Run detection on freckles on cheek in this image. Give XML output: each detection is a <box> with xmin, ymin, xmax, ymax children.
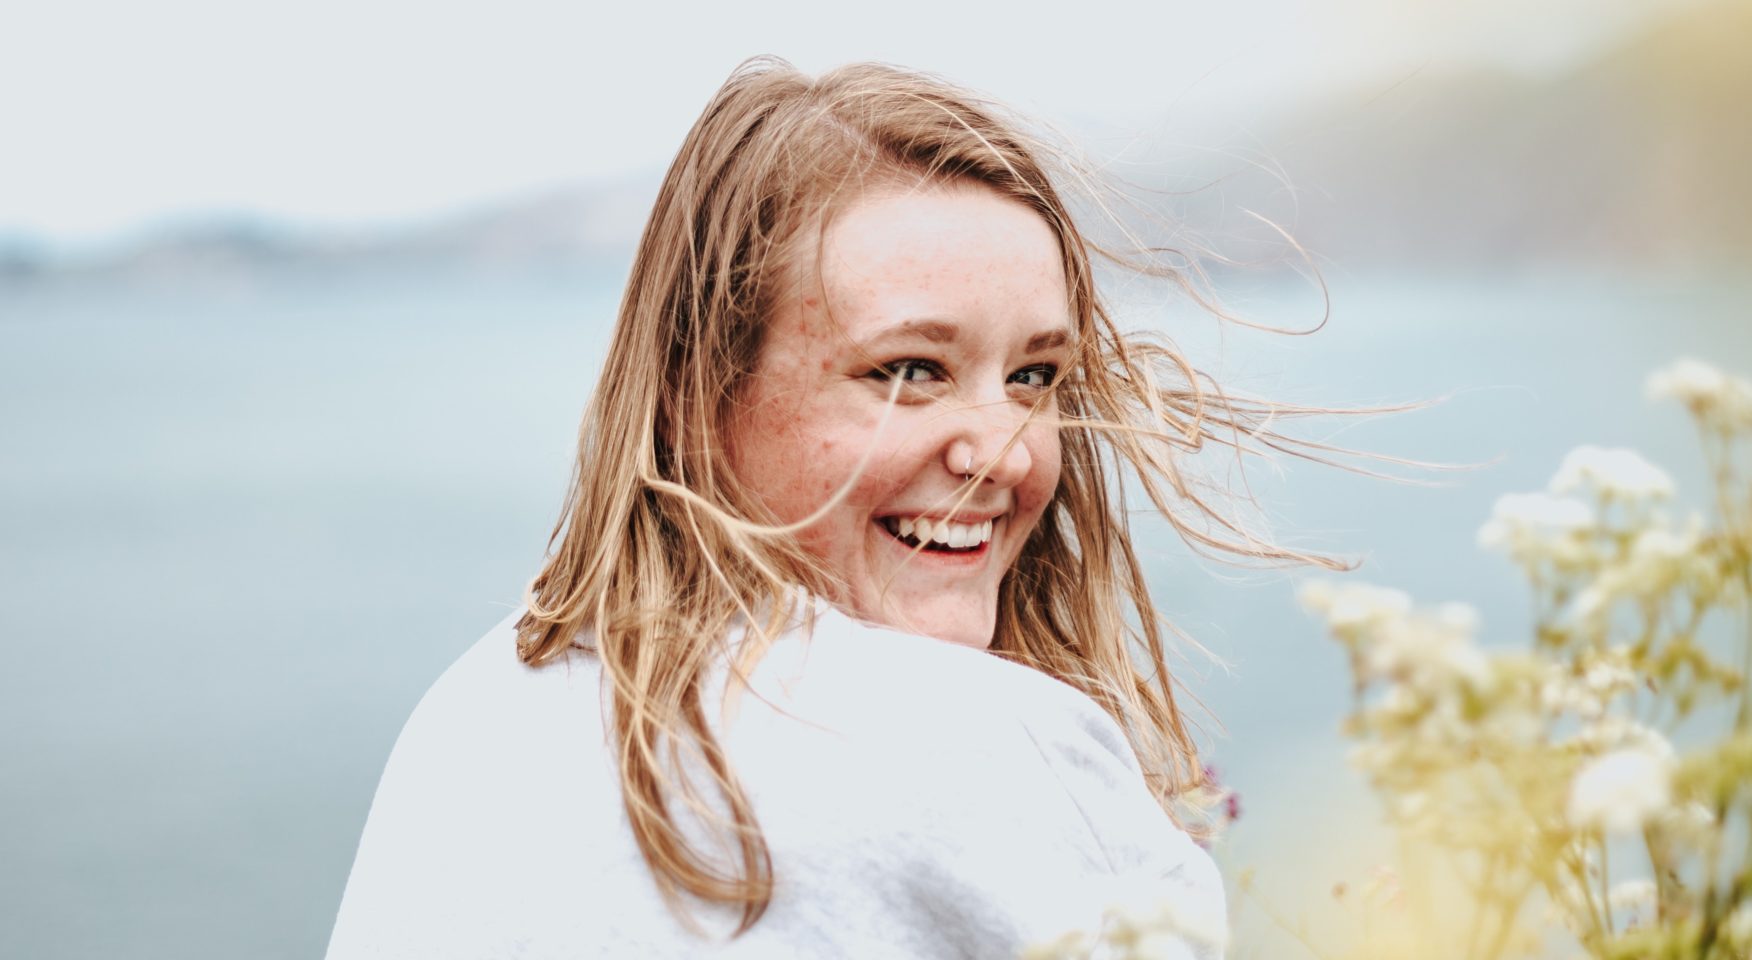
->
<box><xmin>750</xmin><ymin>386</ymin><xmax>807</xmax><ymax>440</ymax></box>
<box><xmin>815</xmin><ymin>438</ymin><xmax>845</xmax><ymax>499</ymax></box>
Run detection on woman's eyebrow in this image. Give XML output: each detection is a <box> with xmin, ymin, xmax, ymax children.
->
<box><xmin>859</xmin><ymin>318</ymin><xmax>961</xmax><ymax>346</ymax></box>
<box><xmin>1025</xmin><ymin>329</ymin><xmax>1073</xmax><ymax>353</ymax></box>
<box><xmin>856</xmin><ymin>319</ymin><xmax>1074</xmax><ymax>352</ymax></box>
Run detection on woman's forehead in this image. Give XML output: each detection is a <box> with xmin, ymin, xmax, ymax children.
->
<box><xmin>782</xmin><ymin>183</ymin><xmax>1073</xmax><ymax>349</ymax></box>
<box><xmin>822</xmin><ymin>183</ymin><xmax>1060</xmax><ymax>279</ymax></box>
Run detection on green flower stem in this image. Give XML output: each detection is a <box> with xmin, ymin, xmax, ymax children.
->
<box><xmin>1462</xmin><ymin>851</ymin><xmax>1498</xmax><ymax>960</ymax></box>
<box><xmin>1698</xmin><ymin>798</ymin><xmax>1732</xmax><ymax>957</ymax></box>
<box><xmin>1560</xmin><ymin>847</ymin><xmax>1608</xmax><ymax>949</ymax></box>
<box><xmin>1479</xmin><ymin>875</ymin><xmax>1536</xmax><ymax>960</ymax></box>
<box><xmin>1737</xmin><ymin>601</ymin><xmax>1751</xmax><ymax>732</ymax></box>
<box><xmin>1644</xmin><ymin>828</ymin><xmax>1673</xmax><ymax>925</ymax></box>
<box><xmin>1699</xmin><ymin>869</ymin><xmax>1748</xmax><ymax>959</ymax></box>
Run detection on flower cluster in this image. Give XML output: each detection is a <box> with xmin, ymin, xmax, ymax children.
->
<box><xmin>1647</xmin><ymin>358</ymin><xmax>1752</xmax><ymax>435</ymax></box>
<box><xmin>1022</xmin><ymin>879</ymin><xmax>1230</xmax><ymax>960</ymax></box>
<box><xmin>1284</xmin><ymin>358</ymin><xmax>1752</xmax><ymax>960</ymax></box>
<box><xmin>1027</xmin><ymin>358</ymin><xmax>1752</xmax><ymax>960</ymax></box>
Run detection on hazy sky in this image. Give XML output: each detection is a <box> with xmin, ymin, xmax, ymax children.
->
<box><xmin>3</xmin><ymin>0</ymin><xmax>1700</xmax><ymax>244</ymax></box>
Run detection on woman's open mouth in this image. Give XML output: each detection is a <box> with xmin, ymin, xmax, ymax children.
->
<box><xmin>877</xmin><ymin>516</ymin><xmax>994</xmax><ymax>553</ymax></box>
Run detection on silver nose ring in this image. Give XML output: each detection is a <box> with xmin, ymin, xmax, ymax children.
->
<box><xmin>965</xmin><ymin>454</ymin><xmax>974</xmax><ymax>478</ymax></box>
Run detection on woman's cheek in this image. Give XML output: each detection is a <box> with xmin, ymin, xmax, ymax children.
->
<box><xmin>1026</xmin><ymin>427</ymin><xmax>1063</xmax><ymax>502</ymax></box>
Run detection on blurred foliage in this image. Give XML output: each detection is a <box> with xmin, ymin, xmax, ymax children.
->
<box><xmin>1028</xmin><ymin>357</ymin><xmax>1752</xmax><ymax>959</ymax></box>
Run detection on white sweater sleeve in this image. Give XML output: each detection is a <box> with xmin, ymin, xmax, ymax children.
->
<box><xmin>739</xmin><ymin>612</ymin><xmax>1229</xmax><ymax>959</ymax></box>
<box><xmin>1014</xmin><ymin>685</ymin><xmax>1228</xmax><ymax>959</ymax></box>
<box><xmin>325</xmin><ymin>674</ymin><xmax>489</xmax><ymax>957</ymax></box>
<box><xmin>324</xmin><ymin>608</ymin><xmax>1228</xmax><ymax>960</ymax></box>
<box><xmin>325</xmin><ymin>620</ymin><xmax>575</xmax><ymax>959</ymax></box>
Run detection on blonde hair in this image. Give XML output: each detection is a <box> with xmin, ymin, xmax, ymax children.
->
<box><xmin>517</xmin><ymin>57</ymin><xmax>1350</xmax><ymax>935</ymax></box>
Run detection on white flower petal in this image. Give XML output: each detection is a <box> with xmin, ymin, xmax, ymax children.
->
<box><xmin>1567</xmin><ymin>747</ymin><xmax>1673</xmax><ymax>834</ymax></box>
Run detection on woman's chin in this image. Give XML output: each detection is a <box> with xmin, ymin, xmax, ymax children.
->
<box><xmin>852</xmin><ymin>595</ymin><xmax>997</xmax><ymax>649</ymax></box>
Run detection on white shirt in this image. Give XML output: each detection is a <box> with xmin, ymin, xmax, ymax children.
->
<box><xmin>326</xmin><ymin>602</ymin><xmax>1225</xmax><ymax>959</ymax></box>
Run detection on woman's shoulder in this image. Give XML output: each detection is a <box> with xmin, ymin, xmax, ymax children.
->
<box><xmin>754</xmin><ymin>605</ymin><xmax>1226</xmax><ymax>953</ymax></box>
<box><xmin>423</xmin><ymin>605</ymin><xmax>592</xmax><ymax>690</ymax></box>
<box><xmin>831</xmin><ymin>614</ymin><xmax>1227</xmax><ymax>949</ymax></box>
<box><xmin>779</xmin><ymin>605</ymin><xmax>1194</xmax><ymax>837</ymax></box>
<box><xmin>328</xmin><ymin>614</ymin><xmax>625</xmax><ymax>957</ymax></box>
<box><xmin>386</xmin><ymin>608</ymin><xmax>607</xmax><ymax>781</ymax></box>
<box><xmin>794</xmin><ymin>605</ymin><xmax>1138</xmax><ymax>753</ymax></box>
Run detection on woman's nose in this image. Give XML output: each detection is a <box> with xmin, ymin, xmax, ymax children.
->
<box><xmin>946</xmin><ymin>417</ymin><xmax>1035</xmax><ymax>488</ymax></box>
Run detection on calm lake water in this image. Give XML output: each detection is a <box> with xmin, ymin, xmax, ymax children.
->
<box><xmin>2</xmin><ymin>264</ymin><xmax>1747</xmax><ymax>958</ymax></box>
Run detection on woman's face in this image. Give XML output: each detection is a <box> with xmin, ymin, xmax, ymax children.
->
<box><xmin>727</xmin><ymin>181</ymin><xmax>1070</xmax><ymax>648</ymax></box>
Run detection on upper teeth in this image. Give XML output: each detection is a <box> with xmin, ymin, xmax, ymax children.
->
<box><xmin>896</xmin><ymin>517</ymin><xmax>993</xmax><ymax>547</ymax></box>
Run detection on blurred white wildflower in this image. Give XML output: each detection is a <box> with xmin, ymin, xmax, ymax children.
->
<box><xmin>1477</xmin><ymin>492</ymin><xmax>1597</xmax><ymax>568</ymax></box>
<box><xmin>1570</xmin><ymin>716</ymin><xmax>1676</xmax><ymax>758</ymax></box>
<box><xmin>1583</xmin><ymin>653</ymin><xmax>1636</xmax><ymax>698</ymax></box>
<box><xmin>1723</xmin><ymin>901</ymin><xmax>1752</xmax><ymax>950</ymax></box>
<box><xmin>1128</xmin><ymin>932</ymin><xmax>1195</xmax><ymax>960</ymax></box>
<box><xmin>1387</xmin><ymin>791</ymin><xmax>1433</xmax><ymax>832</ymax></box>
<box><xmin>1376</xmin><ymin>685</ymin><xmax>1420</xmax><ymax>718</ymax></box>
<box><xmin>1607</xmin><ymin>878</ymin><xmax>1658</xmax><ymax>925</ymax></box>
<box><xmin>1431</xmin><ymin>601</ymin><xmax>1481</xmax><ymax>636</ymax></box>
<box><xmin>1542</xmin><ymin>651</ymin><xmax>1638</xmax><ymax>720</ymax></box>
<box><xmin>1628</xmin><ymin>521</ymin><xmax>1713</xmax><ymax>600</ymax></box>
<box><xmin>1361</xmin><ymin>611</ymin><xmax>1490</xmax><ymax>692</ymax></box>
<box><xmin>1020</xmin><ymin>928</ymin><xmax>1092</xmax><ymax>960</ymax></box>
<box><xmin>1655</xmin><ymin>801</ymin><xmax>1718</xmax><ymax>846</ymax></box>
<box><xmin>1541</xmin><ymin>664</ymin><xmax>1606</xmax><ymax>719</ymax></box>
<box><xmin>1029</xmin><ymin>879</ymin><xmax>1230</xmax><ymax>960</ymax></box>
<box><xmin>1647</xmin><ymin>358</ymin><xmax>1752</xmax><ymax>432</ymax></box>
<box><xmin>1298</xmin><ymin>580</ymin><xmax>1412</xmax><ymax>634</ymax></box>
<box><xmin>1102</xmin><ymin>882</ymin><xmax>1228</xmax><ymax>958</ymax></box>
<box><xmin>1347</xmin><ymin>739</ymin><xmax>1402</xmax><ymax>775</ymax></box>
<box><xmin>1567</xmin><ymin>746</ymin><xmax>1674</xmax><ymax>834</ymax></box>
<box><xmin>1549</xmin><ymin>446</ymin><xmax>1674</xmax><ymax>502</ymax></box>
<box><xmin>1631</xmin><ymin>521</ymin><xmax>1700</xmax><ymax>564</ymax></box>
<box><xmin>1287</xmin><ymin>357</ymin><xmax>1752</xmax><ymax>960</ymax></box>
<box><xmin>1567</xmin><ymin>512</ymin><xmax>1711</xmax><ymax>624</ymax></box>
<box><xmin>1477</xmin><ymin>701</ymin><xmax>1543</xmax><ymax>746</ymax></box>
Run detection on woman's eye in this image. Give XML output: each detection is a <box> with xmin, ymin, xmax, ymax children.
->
<box><xmin>874</xmin><ymin>359</ymin><xmax>945</xmax><ymax>384</ymax></box>
<box><xmin>1009</xmin><ymin>364</ymin><xmax>1057</xmax><ymax>389</ymax></box>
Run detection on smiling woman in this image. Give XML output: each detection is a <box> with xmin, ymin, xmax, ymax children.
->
<box><xmin>324</xmin><ymin>57</ymin><xmax>1340</xmax><ymax>959</ymax></box>
<box><xmin>728</xmin><ymin>183</ymin><xmax>1068</xmax><ymax>647</ymax></box>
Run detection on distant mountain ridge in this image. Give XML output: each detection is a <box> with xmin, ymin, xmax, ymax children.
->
<box><xmin>4</xmin><ymin>1</ymin><xmax>1745</xmax><ymax>286</ymax></box>
<box><xmin>0</xmin><ymin>177</ymin><xmax>655</xmax><ymax>286</ymax></box>
<box><xmin>1195</xmin><ymin>0</ymin><xmax>1752</xmax><ymax>269</ymax></box>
